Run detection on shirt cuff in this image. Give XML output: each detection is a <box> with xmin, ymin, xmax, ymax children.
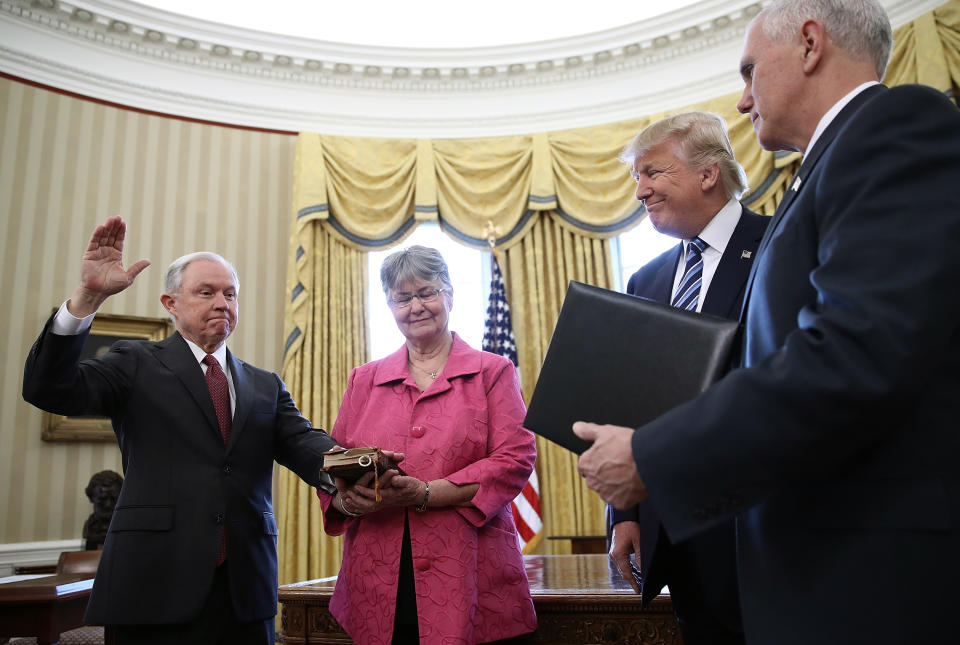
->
<box><xmin>51</xmin><ymin>300</ymin><xmax>95</xmax><ymax>336</ymax></box>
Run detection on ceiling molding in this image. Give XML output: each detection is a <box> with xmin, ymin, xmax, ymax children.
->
<box><xmin>0</xmin><ymin>0</ymin><xmax>944</xmax><ymax>137</ymax></box>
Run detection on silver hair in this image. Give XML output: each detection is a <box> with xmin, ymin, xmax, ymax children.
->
<box><xmin>380</xmin><ymin>245</ymin><xmax>453</xmax><ymax>294</ymax></box>
<box><xmin>163</xmin><ymin>252</ymin><xmax>239</xmax><ymax>295</ymax></box>
<box><xmin>619</xmin><ymin>111</ymin><xmax>749</xmax><ymax>200</ymax></box>
<box><xmin>760</xmin><ymin>0</ymin><xmax>892</xmax><ymax>80</ymax></box>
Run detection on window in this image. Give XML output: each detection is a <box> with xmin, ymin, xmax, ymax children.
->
<box><xmin>366</xmin><ymin>218</ymin><xmax>676</xmax><ymax>361</ymax></box>
<box><xmin>611</xmin><ymin>216</ymin><xmax>678</xmax><ymax>292</ymax></box>
<box><xmin>366</xmin><ymin>223</ymin><xmax>488</xmax><ymax>360</ymax></box>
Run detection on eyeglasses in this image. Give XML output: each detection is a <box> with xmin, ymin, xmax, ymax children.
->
<box><xmin>389</xmin><ymin>288</ymin><xmax>445</xmax><ymax>309</ymax></box>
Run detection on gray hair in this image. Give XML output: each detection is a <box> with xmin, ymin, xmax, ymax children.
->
<box><xmin>619</xmin><ymin>111</ymin><xmax>749</xmax><ymax>200</ymax></box>
<box><xmin>163</xmin><ymin>252</ymin><xmax>239</xmax><ymax>295</ymax></box>
<box><xmin>760</xmin><ymin>0</ymin><xmax>892</xmax><ymax>80</ymax></box>
<box><xmin>380</xmin><ymin>245</ymin><xmax>453</xmax><ymax>294</ymax></box>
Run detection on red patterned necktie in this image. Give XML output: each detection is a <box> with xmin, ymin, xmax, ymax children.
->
<box><xmin>203</xmin><ymin>354</ymin><xmax>231</xmax><ymax>565</ymax></box>
<box><xmin>203</xmin><ymin>354</ymin><xmax>231</xmax><ymax>444</ymax></box>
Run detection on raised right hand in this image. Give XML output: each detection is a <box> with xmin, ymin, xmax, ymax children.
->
<box><xmin>69</xmin><ymin>216</ymin><xmax>150</xmax><ymax>317</ymax></box>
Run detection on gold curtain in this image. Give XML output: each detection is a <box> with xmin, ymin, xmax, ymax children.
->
<box><xmin>278</xmin><ymin>1</ymin><xmax>960</xmax><ymax>577</ymax></box>
<box><xmin>886</xmin><ymin>2</ymin><xmax>959</xmax><ymax>96</ymax></box>
<box><xmin>502</xmin><ymin>214</ymin><xmax>615</xmax><ymax>548</ymax></box>
<box><xmin>931</xmin><ymin>1</ymin><xmax>960</xmax><ymax>96</ymax></box>
<box><xmin>276</xmin><ymin>136</ymin><xmax>370</xmax><ymax>585</ymax></box>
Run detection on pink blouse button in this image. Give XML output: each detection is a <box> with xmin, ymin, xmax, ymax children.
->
<box><xmin>411</xmin><ymin>426</ymin><xmax>425</xmax><ymax>438</ymax></box>
<box><xmin>414</xmin><ymin>558</ymin><xmax>430</xmax><ymax>571</ymax></box>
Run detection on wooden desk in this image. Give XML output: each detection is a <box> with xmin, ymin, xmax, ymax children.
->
<box><xmin>548</xmin><ymin>534</ymin><xmax>608</xmax><ymax>554</ymax></box>
<box><xmin>279</xmin><ymin>554</ymin><xmax>683</xmax><ymax>645</ymax></box>
<box><xmin>0</xmin><ymin>574</ymin><xmax>94</xmax><ymax>645</ymax></box>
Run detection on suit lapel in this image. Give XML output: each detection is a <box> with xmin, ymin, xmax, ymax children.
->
<box><xmin>643</xmin><ymin>244</ymin><xmax>682</xmax><ymax>303</ymax></box>
<box><xmin>226</xmin><ymin>350</ymin><xmax>249</xmax><ymax>451</ymax></box>
<box><xmin>703</xmin><ymin>209</ymin><xmax>764</xmax><ymax>319</ymax></box>
<box><xmin>153</xmin><ymin>332</ymin><xmax>222</xmax><ymax>441</ymax></box>
<box><xmin>741</xmin><ymin>85</ymin><xmax>887</xmax><ymax>319</ymax></box>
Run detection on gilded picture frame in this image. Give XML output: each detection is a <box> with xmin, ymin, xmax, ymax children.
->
<box><xmin>41</xmin><ymin>313</ymin><xmax>174</xmax><ymax>442</ymax></box>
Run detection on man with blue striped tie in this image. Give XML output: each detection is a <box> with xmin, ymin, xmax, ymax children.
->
<box><xmin>579</xmin><ymin>1</ymin><xmax>960</xmax><ymax>642</ymax></box>
<box><xmin>611</xmin><ymin>111</ymin><xmax>768</xmax><ymax>645</ymax></box>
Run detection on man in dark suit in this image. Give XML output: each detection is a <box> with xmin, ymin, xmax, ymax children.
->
<box><xmin>575</xmin><ymin>1</ymin><xmax>960</xmax><ymax>643</ymax></box>
<box><xmin>22</xmin><ymin>216</ymin><xmax>340</xmax><ymax>644</ymax></box>
<box><xmin>610</xmin><ymin>111</ymin><xmax>766</xmax><ymax>645</ymax></box>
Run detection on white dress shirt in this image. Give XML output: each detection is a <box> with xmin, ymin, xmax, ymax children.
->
<box><xmin>671</xmin><ymin>198</ymin><xmax>743</xmax><ymax>313</ymax></box>
<box><xmin>805</xmin><ymin>81</ymin><xmax>880</xmax><ymax>156</ymax></box>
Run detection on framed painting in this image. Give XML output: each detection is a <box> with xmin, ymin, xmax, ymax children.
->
<box><xmin>41</xmin><ymin>313</ymin><xmax>174</xmax><ymax>442</ymax></box>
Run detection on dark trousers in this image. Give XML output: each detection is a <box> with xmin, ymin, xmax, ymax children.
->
<box><xmin>111</xmin><ymin>563</ymin><xmax>273</xmax><ymax>645</ymax></box>
<box><xmin>391</xmin><ymin>513</ymin><xmax>419</xmax><ymax>645</ymax></box>
<box><xmin>665</xmin><ymin>523</ymin><xmax>745</xmax><ymax>645</ymax></box>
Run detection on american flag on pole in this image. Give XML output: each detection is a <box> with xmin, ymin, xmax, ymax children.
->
<box><xmin>482</xmin><ymin>253</ymin><xmax>543</xmax><ymax>553</ymax></box>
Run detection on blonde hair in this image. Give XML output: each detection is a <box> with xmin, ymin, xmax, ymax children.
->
<box><xmin>619</xmin><ymin>111</ymin><xmax>748</xmax><ymax>200</ymax></box>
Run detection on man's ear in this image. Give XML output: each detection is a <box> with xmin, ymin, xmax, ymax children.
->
<box><xmin>700</xmin><ymin>163</ymin><xmax>721</xmax><ymax>192</ymax></box>
<box><xmin>800</xmin><ymin>19</ymin><xmax>826</xmax><ymax>74</ymax></box>
<box><xmin>160</xmin><ymin>293</ymin><xmax>175</xmax><ymax>315</ymax></box>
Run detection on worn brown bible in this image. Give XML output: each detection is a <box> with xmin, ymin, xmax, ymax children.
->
<box><xmin>321</xmin><ymin>447</ymin><xmax>405</xmax><ymax>501</ymax></box>
<box><xmin>321</xmin><ymin>447</ymin><xmax>405</xmax><ymax>481</ymax></box>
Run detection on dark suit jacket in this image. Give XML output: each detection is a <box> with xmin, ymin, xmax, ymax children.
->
<box><xmin>23</xmin><ymin>319</ymin><xmax>338</xmax><ymax>625</ymax></box>
<box><xmin>613</xmin><ymin>208</ymin><xmax>767</xmax><ymax>607</ymax></box>
<box><xmin>632</xmin><ymin>85</ymin><xmax>960</xmax><ymax>644</ymax></box>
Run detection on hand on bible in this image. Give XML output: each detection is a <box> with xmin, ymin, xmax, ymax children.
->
<box><xmin>337</xmin><ymin>470</ymin><xmax>423</xmax><ymax>513</ymax></box>
<box><xmin>574</xmin><ymin>421</ymin><xmax>647</xmax><ymax>508</ymax></box>
<box><xmin>334</xmin><ymin>450</ymin><xmax>411</xmax><ymax>514</ymax></box>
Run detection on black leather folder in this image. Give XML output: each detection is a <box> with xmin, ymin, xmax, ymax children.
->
<box><xmin>524</xmin><ymin>280</ymin><xmax>741</xmax><ymax>454</ymax></box>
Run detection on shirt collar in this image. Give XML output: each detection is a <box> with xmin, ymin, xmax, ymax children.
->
<box><xmin>805</xmin><ymin>81</ymin><xmax>880</xmax><ymax>156</ymax></box>
<box><xmin>688</xmin><ymin>198</ymin><xmax>742</xmax><ymax>255</ymax></box>
<box><xmin>183</xmin><ymin>336</ymin><xmax>228</xmax><ymax>372</ymax></box>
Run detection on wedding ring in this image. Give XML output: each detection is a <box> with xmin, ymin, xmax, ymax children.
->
<box><xmin>358</xmin><ymin>455</ymin><xmax>372</xmax><ymax>467</ymax></box>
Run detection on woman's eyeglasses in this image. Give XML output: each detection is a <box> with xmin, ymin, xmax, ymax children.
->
<box><xmin>389</xmin><ymin>288</ymin><xmax>445</xmax><ymax>308</ymax></box>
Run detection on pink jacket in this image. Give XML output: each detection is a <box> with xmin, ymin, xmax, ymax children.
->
<box><xmin>318</xmin><ymin>333</ymin><xmax>538</xmax><ymax>644</ymax></box>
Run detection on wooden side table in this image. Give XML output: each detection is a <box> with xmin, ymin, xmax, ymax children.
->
<box><xmin>0</xmin><ymin>574</ymin><xmax>94</xmax><ymax>645</ymax></box>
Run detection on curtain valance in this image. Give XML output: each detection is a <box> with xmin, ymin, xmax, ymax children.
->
<box><xmin>279</xmin><ymin>1</ymin><xmax>960</xmax><ymax>585</ymax></box>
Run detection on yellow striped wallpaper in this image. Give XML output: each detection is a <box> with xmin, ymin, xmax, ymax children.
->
<box><xmin>0</xmin><ymin>77</ymin><xmax>297</xmax><ymax>543</ymax></box>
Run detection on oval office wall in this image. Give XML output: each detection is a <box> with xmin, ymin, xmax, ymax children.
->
<box><xmin>1</xmin><ymin>1</ymin><xmax>958</xmax><ymax>594</ymax></box>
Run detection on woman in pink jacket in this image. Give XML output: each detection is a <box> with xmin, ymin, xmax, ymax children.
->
<box><xmin>318</xmin><ymin>245</ymin><xmax>538</xmax><ymax>645</ymax></box>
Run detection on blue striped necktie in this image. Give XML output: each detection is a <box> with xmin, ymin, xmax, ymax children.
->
<box><xmin>672</xmin><ymin>237</ymin><xmax>707</xmax><ymax>311</ymax></box>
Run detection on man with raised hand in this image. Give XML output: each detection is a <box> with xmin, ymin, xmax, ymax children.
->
<box><xmin>24</xmin><ymin>216</ymin><xmax>338</xmax><ymax>645</ymax></box>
